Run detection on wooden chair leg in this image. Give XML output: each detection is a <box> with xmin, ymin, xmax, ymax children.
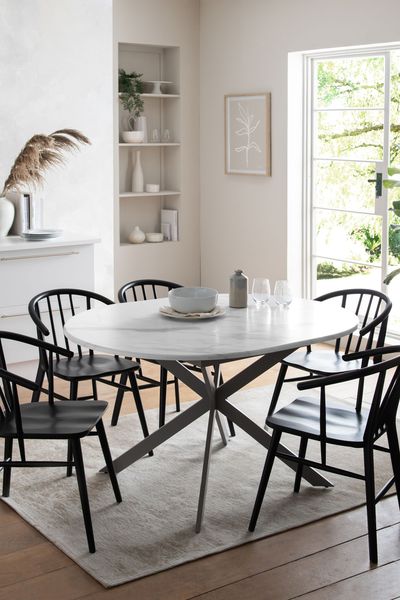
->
<box><xmin>111</xmin><ymin>372</ymin><xmax>129</xmax><ymax>427</ymax></box>
<box><xmin>267</xmin><ymin>363</ymin><xmax>288</xmax><ymax>421</ymax></box>
<box><xmin>71</xmin><ymin>438</ymin><xmax>95</xmax><ymax>553</ymax></box>
<box><xmin>387</xmin><ymin>425</ymin><xmax>400</xmax><ymax>511</ymax></box>
<box><xmin>293</xmin><ymin>436</ymin><xmax>308</xmax><ymax>493</ymax></box>
<box><xmin>67</xmin><ymin>380</ymin><xmax>79</xmax><ymax>477</ymax></box>
<box><xmin>174</xmin><ymin>377</ymin><xmax>181</xmax><ymax>413</ymax></box>
<box><xmin>91</xmin><ymin>379</ymin><xmax>98</xmax><ymax>401</ymax></box>
<box><xmin>2</xmin><ymin>438</ymin><xmax>13</xmax><ymax>497</ymax></box>
<box><xmin>363</xmin><ymin>446</ymin><xmax>378</xmax><ymax>563</ymax></box>
<box><xmin>96</xmin><ymin>419</ymin><xmax>122</xmax><ymax>503</ymax></box>
<box><xmin>159</xmin><ymin>367</ymin><xmax>167</xmax><ymax>428</ymax></box>
<box><xmin>249</xmin><ymin>430</ymin><xmax>282</xmax><ymax>532</ymax></box>
<box><xmin>128</xmin><ymin>373</ymin><xmax>153</xmax><ymax>457</ymax></box>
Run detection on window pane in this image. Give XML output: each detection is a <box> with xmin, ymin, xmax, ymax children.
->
<box><xmin>314</xmin><ymin>209</ymin><xmax>382</xmax><ymax>264</ymax></box>
<box><xmin>390</xmin><ymin>50</ymin><xmax>400</xmax><ymax>164</ymax></box>
<box><xmin>315</xmin><ymin>110</ymin><xmax>384</xmax><ymax>160</ymax></box>
<box><xmin>315</xmin><ymin>258</ymin><xmax>380</xmax><ymax>298</ymax></box>
<box><xmin>315</xmin><ymin>56</ymin><xmax>385</xmax><ymax>109</ymax></box>
<box><xmin>313</xmin><ymin>160</ymin><xmax>376</xmax><ymax>212</ymax></box>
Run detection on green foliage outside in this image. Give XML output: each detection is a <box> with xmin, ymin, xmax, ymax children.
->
<box><xmin>314</xmin><ymin>53</ymin><xmax>400</xmax><ymax>281</ymax></box>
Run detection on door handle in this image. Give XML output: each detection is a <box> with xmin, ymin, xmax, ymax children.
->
<box><xmin>368</xmin><ymin>172</ymin><xmax>383</xmax><ymax>198</ymax></box>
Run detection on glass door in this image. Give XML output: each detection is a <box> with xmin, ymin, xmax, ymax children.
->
<box><xmin>308</xmin><ymin>49</ymin><xmax>400</xmax><ymax>335</ymax></box>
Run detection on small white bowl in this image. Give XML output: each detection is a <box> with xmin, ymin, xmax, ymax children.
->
<box><xmin>145</xmin><ymin>232</ymin><xmax>163</xmax><ymax>243</ymax></box>
<box><xmin>145</xmin><ymin>183</ymin><xmax>160</xmax><ymax>193</ymax></box>
<box><xmin>121</xmin><ymin>131</ymin><xmax>145</xmax><ymax>143</ymax></box>
<box><xmin>168</xmin><ymin>287</ymin><xmax>218</xmax><ymax>313</ymax></box>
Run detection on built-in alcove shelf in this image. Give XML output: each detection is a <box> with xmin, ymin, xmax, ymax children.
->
<box><xmin>117</xmin><ymin>42</ymin><xmax>181</xmax><ymax>246</ymax></box>
<box><xmin>119</xmin><ymin>191</ymin><xmax>180</xmax><ymax>198</ymax></box>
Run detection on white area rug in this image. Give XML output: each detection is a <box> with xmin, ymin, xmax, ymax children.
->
<box><xmin>1</xmin><ymin>385</ymin><xmax>395</xmax><ymax>587</ymax></box>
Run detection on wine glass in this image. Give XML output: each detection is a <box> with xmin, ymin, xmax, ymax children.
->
<box><xmin>251</xmin><ymin>278</ymin><xmax>270</xmax><ymax>306</ymax></box>
<box><xmin>274</xmin><ymin>280</ymin><xmax>293</xmax><ymax>307</ymax></box>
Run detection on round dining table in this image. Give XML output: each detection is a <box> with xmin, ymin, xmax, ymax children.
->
<box><xmin>64</xmin><ymin>294</ymin><xmax>358</xmax><ymax>531</ymax></box>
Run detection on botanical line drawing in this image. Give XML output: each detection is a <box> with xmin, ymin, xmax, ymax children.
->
<box><xmin>234</xmin><ymin>102</ymin><xmax>261</xmax><ymax>166</ymax></box>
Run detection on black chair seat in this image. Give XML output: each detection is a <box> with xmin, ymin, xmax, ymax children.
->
<box><xmin>0</xmin><ymin>400</ymin><xmax>108</xmax><ymax>439</ymax></box>
<box><xmin>267</xmin><ymin>396</ymin><xmax>369</xmax><ymax>446</ymax></box>
<box><xmin>284</xmin><ymin>350</ymin><xmax>362</xmax><ymax>375</ymax></box>
<box><xmin>53</xmin><ymin>355</ymin><xmax>139</xmax><ymax>381</ymax></box>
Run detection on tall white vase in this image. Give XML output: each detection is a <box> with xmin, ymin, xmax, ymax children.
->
<box><xmin>132</xmin><ymin>150</ymin><xmax>144</xmax><ymax>193</ymax></box>
<box><xmin>0</xmin><ymin>196</ymin><xmax>15</xmax><ymax>237</ymax></box>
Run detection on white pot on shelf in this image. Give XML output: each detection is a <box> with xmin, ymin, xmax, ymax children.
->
<box><xmin>128</xmin><ymin>226</ymin><xmax>145</xmax><ymax>244</ymax></box>
<box><xmin>0</xmin><ymin>196</ymin><xmax>15</xmax><ymax>237</ymax></box>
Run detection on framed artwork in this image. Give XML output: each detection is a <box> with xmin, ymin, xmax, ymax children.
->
<box><xmin>225</xmin><ymin>93</ymin><xmax>271</xmax><ymax>176</ymax></box>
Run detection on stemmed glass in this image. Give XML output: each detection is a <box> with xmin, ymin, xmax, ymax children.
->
<box><xmin>251</xmin><ymin>278</ymin><xmax>270</xmax><ymax>306</ymax></box>
<box><xmin>274</xmin><ymin>280</ymin><xmax>293</xmax><ymax>307</ymax></box>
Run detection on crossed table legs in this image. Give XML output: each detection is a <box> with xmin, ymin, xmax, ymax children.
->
<box><xmin>101</xmin><ymin>350</ymin><xmax>333</xmax><ymax>531</ymax></box>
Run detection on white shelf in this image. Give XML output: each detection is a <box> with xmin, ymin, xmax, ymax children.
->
<box><xmin>119</xmin><ymin>190</ymin><xmax>180</xmax><ymax>198</ymax></box>
<box><xmin>120</xmin><ymin>240</ymin><xmax>179</xmax><ymax>247</ymax></box>
<box><xmin>119</xmin><ymin>142</ymin><xmax>180</xmax><ymax>147</ymax></box>
<box><xmin>118</xmin><ymin>92</ymin><xmax>180</xmax><ymax>98</ymax></box>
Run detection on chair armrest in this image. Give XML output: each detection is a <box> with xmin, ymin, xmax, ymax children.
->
<box><xmin>0</xmin><ymin>368</ymin><xmax>39</xmax><ymax>392</ymax></box>
<box><xmin>343</xmin><ymin>345</ymin><xmax>400</xmax><ymax>362</ymax></box>
<box><xmin>297</xmin><ymin>353</ymin><xmax>400</xmax><ymax>391</ymax></box>
<box><xmin>0</xmin><ymin>331</ymin><xmax>73</xmax><ymax>359</ymax></box>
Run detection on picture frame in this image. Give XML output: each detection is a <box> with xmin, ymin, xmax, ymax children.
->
<box><xmin>225</xmin><ymin>92</ymin><xmax>271</xmax><ymax>176</ymax></box>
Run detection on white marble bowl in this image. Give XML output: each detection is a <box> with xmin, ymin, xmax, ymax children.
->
<box><xmin>145</xmin><ymin>232</ymin><xmax>163</xmax><ymax>243</ymax></box>
<box><xmin>121</xmin><ymin>131</ymin><xmax>145</xmax><ymax>143</ymax></box>
<box><xmin>168</xmin><ymin>287</ymin><xmax>218</xmax><ymax>313</ymax></box>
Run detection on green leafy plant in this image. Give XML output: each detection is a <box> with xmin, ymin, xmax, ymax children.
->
<box><xmin>351</xmin><ymin>225</ymin><xmax>381</xmax><ymax>263</ymax></box>
<box><xmin>383</xmin><ymin>166</ymin><xmax>400</xmax><ymax>190</ymax></box>
<box><xmin>118</xmin><ymin>69</ymin><xmax>144</xmax><ymax>120</ymax></box>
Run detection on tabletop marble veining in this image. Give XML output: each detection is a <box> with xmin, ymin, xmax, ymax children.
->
<box><xmin>64</xmin><ymin>295</ymin><xmax>359</xmax><ymax>362</ymax></box>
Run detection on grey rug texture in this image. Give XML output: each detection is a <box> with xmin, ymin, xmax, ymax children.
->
<box><xmin>1</xmin><ymin>384</ymin><xmax>395</xmax><ymax>587</ymax></box>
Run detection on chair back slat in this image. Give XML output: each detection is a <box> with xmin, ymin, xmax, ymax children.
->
<box><xmin>28</xmin><ymin>289</ymin><xmax>114</xmax><ymax>360</ymax></box>
<box><xmin>315</xmin><ymin>289</ymin><xmax>392</xmax><ymax>357</ymax></box>
<box><xmin>118</xmin><ymin>279</ymin><xmax>183</xmax><ymax>304</ymax></box>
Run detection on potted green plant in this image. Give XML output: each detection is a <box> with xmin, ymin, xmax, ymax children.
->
<box><xmin>118</xmin><ymin>69</ymin><xmax>146</xmax><ymax>140</ymax></box>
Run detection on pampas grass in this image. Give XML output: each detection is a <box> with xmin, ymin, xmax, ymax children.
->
<box><xmin>1</xmin><ymin>129</ymin><xmax>90</xmax><ymax>196</ymax></box>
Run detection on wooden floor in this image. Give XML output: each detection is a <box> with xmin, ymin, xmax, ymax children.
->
<box><xmin>1</xmin><ymin>357</ymin><xmax>400</xmax><ymax>600</ymax></box>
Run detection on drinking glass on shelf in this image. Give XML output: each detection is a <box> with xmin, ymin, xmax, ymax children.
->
<box><xmin>274</xmin><ymin>280</ymin><xmax>293</xmax><ymax>307</ymax></box>
<box><xmin>151</xmin><ymin>128</ymin><xmax>160</xmax><ymax>143</ymax></box>
<box><xmin>162</xmin><ymin>128</ymin><xmax>171</xmax><ymax>143</ymax></box>
<box><xmin>251</xmin><ymin>278</ymin><xmax>270</xmax><ymax>306</ymax></box>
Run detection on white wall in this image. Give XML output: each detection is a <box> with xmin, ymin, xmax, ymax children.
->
<box><xmin>200</xmin><ymin>0</ymin><xmax>400</xmax><ymax>293</ymax></box>
<box><xmin>0</xmin><ymin>0</ymin><xmax>114</xmax><ymax>296</ymax></box>
<box><xmin>114</xmin><ymin>0</ymin><xmax>200</xmax><ymax>291</ymax></box>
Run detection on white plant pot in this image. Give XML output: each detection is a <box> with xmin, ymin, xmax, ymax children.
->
<box><xmin>0</xmin><ymin>196</ymin><xmax>15</xmax><ymax>237</ymax></box>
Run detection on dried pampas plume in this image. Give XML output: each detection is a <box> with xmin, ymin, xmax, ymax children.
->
<box><xmin>1</xmin><ymin>129</ymin><xmax>90</xmax><ymax>196</ymax></box>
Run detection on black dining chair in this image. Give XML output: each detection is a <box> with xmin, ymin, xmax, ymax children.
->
<box><xmin>117</xmin><ymin>279</ymin><xmax>236</xmax><ymax>437</ymax></box>
<box><xmin>115</xmin><ymin>279</ymin><xmax>182</xmax><ymax>428</ymax></box>
<box><xmin>249</xmin><ymin>345</ymin><xmax>400</xmax><ymax>563</ymax></box>
<box><xmin>0</xmin><ymin>331</ymin><xmax>121</xmax><ymax>553</ymax></box>
<box><xmin>28</xmin><ymin>288</ymin><xmax>153</xmax><ymax>475</ymax></box>
<box><xmin>266</xmin><ymin>289</ymin><xmax>392</xmax><ymax>422</ymax></box>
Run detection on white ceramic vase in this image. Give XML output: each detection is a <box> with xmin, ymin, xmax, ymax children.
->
<box><xmin>128</xmin><ymin>225</ymin><xmax>145</xmax><ymax>244</ymax></box>
<box><xmin>0</xmin><ymin>196</ymin><xmax>15</xmax><ymax>237</ymax></box>
<box><xmin>132</xmin><ymin>150</ymin><xmax>144</xmax><ymax>193</ymax></box>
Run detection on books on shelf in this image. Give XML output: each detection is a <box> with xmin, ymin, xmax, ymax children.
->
<box><xmin>5</xmin><ymin>191</ymin><xmax>43</xmax><ymax>235</ymax></box>
<box><xmin>161</xmin><ymin>209</ymin><xmax>178</xmax><ymax>241</ymax></box>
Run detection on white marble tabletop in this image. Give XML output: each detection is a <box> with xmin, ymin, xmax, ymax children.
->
<box><xmin>64</xmin><ymin>295</ymin><xmax>359</xmax><ymax>362</ymax></box>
